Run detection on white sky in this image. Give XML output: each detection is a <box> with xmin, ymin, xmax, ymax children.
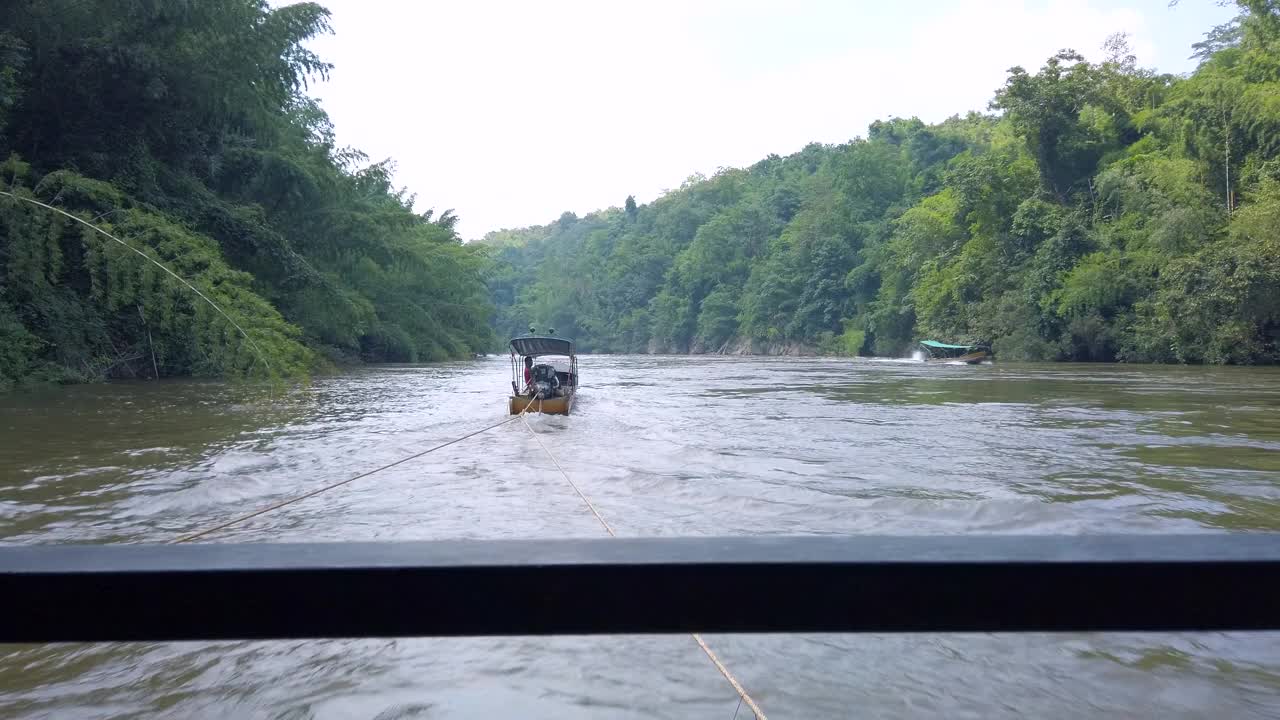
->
<box><xmin>297</xmin><ymin>0</ymin><xmax>1237</xmax><ymax>238</ymax></box>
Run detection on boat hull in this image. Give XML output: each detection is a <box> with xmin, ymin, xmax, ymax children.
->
<box><xmin>509</xmin><ymin>392</ymin><xmax>574</xmax><ymax>416</ymax></box>
<box><xmin>927</xmin><ymin>350</ymin><xmax>990</xmax><ymax>364</ymax></box>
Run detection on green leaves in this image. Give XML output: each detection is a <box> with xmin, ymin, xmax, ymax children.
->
<box><xmin>0</xmin><ymin>1</ymin><xmax>494</xmax><ymax>387</ymax></box>
<box><xmin>0</xmin><ymin>170</ymin><xmax>317</xmax><ymax>381</ymax></box>
<box><xmin>992</xmin><ymin>50</ymin><xmax>1120</xmax><ymax>201</ymax></box>
<box><xmin>483</xmin><ymin>4</ymin><xmax>1280</xmax><ymax>366</ymax></box>
<box><xmin>694</xmin><ymin>286</ymin><xmax>739</xmax><ymax>352</ymax></box>
<box><xmin>0</xmin><ymin>299</ymin><xmax>39</xmax><ymax>389</ymax></box>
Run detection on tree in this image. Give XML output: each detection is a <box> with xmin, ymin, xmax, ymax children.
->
<box><xmin>991</xmin><ymin>50</ymin><xmax>1109</xmax><ymax>200</ymax></box>
<box><xmin>1192</xmin><ymin>16</ymin><xmax>1245</xmax><ymax>64</ymax></box>
<box><xmin>0</xmin><ymin>0</ymin><xmax>495</xmax><ymax>386</ymax></box>
<box><xmin>485</xmin><ymin>4</ymin><xmax>1280</xmax><ymax>366</ymax></box>
<box><xmin>1165</xmin><ymin>56</ymin><xmax>1248</xmax><ymax>215</ymax></box>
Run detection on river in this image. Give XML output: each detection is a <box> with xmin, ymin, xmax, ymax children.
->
<box><xmin>1</xmin><ymin>356</ymin><xmax>1278</xmax><ymax>718</ymax></box>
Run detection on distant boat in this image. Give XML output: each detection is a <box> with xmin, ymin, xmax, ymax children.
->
<box><xmin>919</xmin><ymin>340</ymin><xmax>992</xmax><ymax>364</ymax></box>
<box><xmin>508</xmin><ymin>334</ymin><xmax>578</xmax><ymax>415</ymax></box>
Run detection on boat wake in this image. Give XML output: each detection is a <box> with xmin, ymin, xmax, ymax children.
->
<box><xmin>860</xmin><ymin>356</ymin><xmax>923</xmax><ymax>364</ymax></box>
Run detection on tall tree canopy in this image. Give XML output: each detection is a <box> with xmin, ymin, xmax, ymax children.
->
<box><xmin>487</xmin><ymin>2</ymin><xmax>1280</xmax><ymax>365</ymax></box>
<box><xmin>0</xmin><ymin>0</ymin><xmax>493</xmax><ymax>388</ymax></box>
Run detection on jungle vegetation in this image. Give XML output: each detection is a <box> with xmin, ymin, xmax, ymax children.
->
<box><xmin>488</xmin><ymin>1</ymin><xmax>1280</xmax><ymax>364</ymax></box>
<box><xmin>0</xmin><ymin>1</ymin><xmax>493</xmax><ymax>389</ymax></box>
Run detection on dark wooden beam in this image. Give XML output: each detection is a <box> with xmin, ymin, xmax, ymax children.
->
<box><xmin>1</xmin><ymin>535</ymin><xmax>1277</xmax><ymax>642</ymax></box>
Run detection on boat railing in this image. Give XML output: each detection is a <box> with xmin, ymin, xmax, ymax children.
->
<box><xmin>1</xmin><ymin>535</ymin><xmax>1277</xmax><ymax>642</ymax></box>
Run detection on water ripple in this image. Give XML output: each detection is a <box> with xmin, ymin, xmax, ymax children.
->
<box><xmin>1</xmin><ymin>357</ymin><xmax>1278</xmax><ymax>717</ymax></box>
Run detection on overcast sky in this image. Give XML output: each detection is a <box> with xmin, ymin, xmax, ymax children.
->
<box><xmin>297</xmin><ymin>0</ymin><xmax>1236</xmax><ymax>239</ymax></box>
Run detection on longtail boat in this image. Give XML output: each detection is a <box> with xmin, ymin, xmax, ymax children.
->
<box><xmin>508</xmin><ymin>333</ymin><xmax>578</xmax><ymax>415</ymax></box>
<box><xmin>919</xmin><ymin>340</ymin><xmax>992</xmax><ymax>364</ymax></box>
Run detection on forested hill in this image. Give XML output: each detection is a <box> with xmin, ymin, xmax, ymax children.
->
<box><xmin>0</xmin><ymin>1</ymin><xmax>493</xmax><ymax>389</ymax></box>
<box><xmin>486</xmin><ymin>2</ymin><xmax>1280</xmax><ymax>364</ymax></box>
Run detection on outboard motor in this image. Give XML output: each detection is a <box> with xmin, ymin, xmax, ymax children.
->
<box><xmin>530</xmin><ymin>363</ymin><xmax>560</xmax><ymax>398</ymax></box>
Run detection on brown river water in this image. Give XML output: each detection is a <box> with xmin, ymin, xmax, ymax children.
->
<box><xmin>1</xmin><ymin>356</ymin><xmax>1279</xmax><ymax>718</ymax></box>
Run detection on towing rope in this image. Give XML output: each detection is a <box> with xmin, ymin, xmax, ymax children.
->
<box><xmin>12</xmin><ymin>173</ymin><xmax>768</xmax><ymax>714</ymax></box>
<box><xmin>173</xmin><ymin>399</ymin><xmax>536</xmax><ymax>543</ymax></box>
<box><xmin>0</xmin><ymin>191</ymin><xmax>274</xmax><ymax>378</ymax></box>
<box><xmin>518</xmin><ymin>407</ymin><xmax>615</xmax><ymax>536</ymax></box>
<box><xmin>172</xmin><ymin>388</ymin><xmax>768</xmax><ymax>718</ymax></box>
<box><xmin>517</xmin><ymin>409</ymin><xmax>768</xmax><ymax>719</ymax></box>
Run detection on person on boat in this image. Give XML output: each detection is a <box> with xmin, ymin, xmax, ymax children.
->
<box><xmin>523</xmin><ymin>355</ymin><xmax>534</xmax><ymax>393</ymax></box>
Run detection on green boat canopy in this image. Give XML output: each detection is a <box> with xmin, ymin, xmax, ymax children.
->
<box><xmin>510</xmin><ymin>336</ymin><xmax>574</xmax><ymax>357</ymax></box>
<box><xmin>919</xmin><ymin>340</ymin><xmax>979</xmax><ymax>350</ymax></box>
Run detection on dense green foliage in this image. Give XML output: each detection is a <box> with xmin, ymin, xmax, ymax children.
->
<box><xmin>0</xmin><ymin>1</ymin><xmax>492</xmax><ymax>389</ymax></box>
<box><xmin>489</xmin><ymin>2</ymin><xmax>1280</xmax><ymax>363</ymax></box>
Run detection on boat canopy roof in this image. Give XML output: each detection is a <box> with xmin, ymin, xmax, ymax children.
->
<box><xmin>510</xmin><ymin>336</ymin><xmax>574</xmax><ymax>357</ymax></box>
<box><xmin>920</xmin><ymin>340</ymin><xmax>980</xmax><ymax>350</ymax></box>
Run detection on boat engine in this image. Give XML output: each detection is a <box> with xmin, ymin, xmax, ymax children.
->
<box><xmin>530</xmin><ymin>363</ymin><xmax>561</xmax><ymax>398</ymax></box>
